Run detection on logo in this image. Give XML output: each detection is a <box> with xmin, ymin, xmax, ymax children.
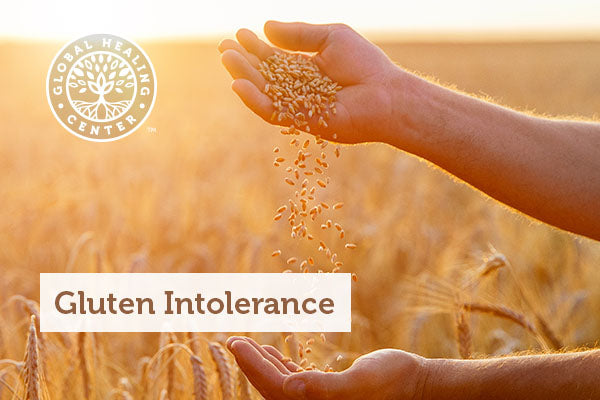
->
<box><xmin>47</xmin><ymin>34</ymin><xmax>157</xmax><ymax>142</ymax></box>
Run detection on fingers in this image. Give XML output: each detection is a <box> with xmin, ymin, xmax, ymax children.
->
<box><xmin>264</xmin><ymin>21</ymin><xmax>339</xmax><ymax>52</ymax></box>
<box><xmin>227</xmin><ymin>336</ymin><xmax>292</xmax><ymax>375</ymax></box>
<box><xmin>231</xmin><ymin>79</ymin><xmax>274</xmax><ymax>122</ymax></box>
<box><xmin>229</xmin><ymin>339</ymin><xmax>286</xmax><ymax>397</ymax></box>
<box><xmin>226</xmin><ymin>335</ymin><xmax>247</xmax><ymax>348</ymax></box>
<box><xmin>236</xmin><ymin>28</ymin><xmax>276</xmax><ymax>60</ymax></box>
<box><xmin>221</xmin><ymin>49</ymin><xmax>267</xmax><ymax>90</ymax></box>
<box><xmin>283</xmin><ymin>370</ymin><xmax>354</xmax><ymax>400</ymax></box>
<box><xmin>242</xmin><ymin>338</ymin><xmax>293</xmax><ymax>375</ymax></box>
<box><xmin>217</xmin><ymin>38</ymin><xmax>261</xmax><ymax>68</ymax></box>
<box><xmin>262</xmin><ymin>345</ymin><xmax>302</xmax><ymax>373</ymax></box>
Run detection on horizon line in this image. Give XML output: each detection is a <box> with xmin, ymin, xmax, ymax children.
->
<box><xmin>1</xmin><ymin>28</ymin><xmax>599</xmax><ymax>44</ymax></box>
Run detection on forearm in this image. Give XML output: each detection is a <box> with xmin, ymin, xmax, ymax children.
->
<box><xmin>423</xmin><ymin>350</ymin><xmax>600</xmax><ymax>400</ymax></box>
<box><xmin>385</xmin><ymin>70</ymin><xmax>600</xmax><ymax>240</ymax></box>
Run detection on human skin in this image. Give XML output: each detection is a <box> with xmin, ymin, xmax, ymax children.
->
<box><xmin>226</xmin><ymin>336</ymin><xmax>600</xmax><ymax>400</ymax></box>
<box><xmin>218</xmin><ymin>21</ymin><xmax>600</xmax><ymax>241</ymax></box>
<box><xmin>218</xmin><ymin>21</ymin><xmax>600</xmax><ymax>400</ymax></box>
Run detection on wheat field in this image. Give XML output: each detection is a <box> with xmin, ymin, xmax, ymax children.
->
<box><xmin>0</xmin><ymin>39</ymin><xmax>599</xmax><ymax>399</ymax></box>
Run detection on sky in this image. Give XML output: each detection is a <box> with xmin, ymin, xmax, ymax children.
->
<box><xmin>2</xmin><ymin>0</ymin><xmax>600</xmax><ymax>40</ymax></box>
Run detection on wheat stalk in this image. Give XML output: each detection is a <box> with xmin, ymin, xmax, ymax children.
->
<box><xmin>23</xmin><ymin>315</ymin><xmax>41</xmax><ymax>400</ymax></box>
<box><xmin>166</xmin><ymin>333</ymin><xmax>176</xmax><ymax>400</ymax></box>
<box><xmin>186</xmin><ymin>332</ymin><xmax>201</xmax><ymax>355</ymax></box>
<box><xmin>138</xmin><ymin>356</ymin><xmax>151</xmax><ymax>400</ymax></box>
<box><xmin>208</xmin><ymin>342</ymin><xmax>232</xmax><ymax>400</ymax></box>
<box><xmin>534</xmin><ymin>313</ymin><xmax>563</xmax><ymax>350</ymax></box>
<box><xmin>462</xmin><ymin>302</ymin><xmax>536</xmax><ymax>334</ymax></box>
<box><xmin>190</xmin><ymin>355</ymin><xmax>208</xmax><ymax>400</ymax></box>
<box><xmin>455</xmin><ymin>307</ymin><xmax>472</xmax><ymax>359</ymax></box>
<box><xmin>78</xmin><ymin>332</ymin><xmax>92</xmax><ymax>400</ymax></box>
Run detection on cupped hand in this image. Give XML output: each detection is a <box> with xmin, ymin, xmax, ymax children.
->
<box><xmin>226</xmin><ymin>336</ymin><xmax>428</xmax><ymax>400</ymax></box>
<box><xmin>218</xmin><ymin>21</ymin><xmax>401</xmax><ymax>143</ymax></box>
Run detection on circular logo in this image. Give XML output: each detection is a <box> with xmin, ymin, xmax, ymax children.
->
<box><xmin>47</xmin><ymin>34</ymin><xmax>157</xmax><ymax>142</ymax></box>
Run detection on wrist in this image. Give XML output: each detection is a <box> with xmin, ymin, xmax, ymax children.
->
<box><xmin>418</xmin><ymin>357</ymin><xmax>444</xmax><ymax>400</ymax></box>
<box><xmin>419</xmin><ymin>358</ymin><xmax>476</xmax><ymax>400</ymax></box>
<box><xmin>383</xmin><ymin>67</ymin><xmax>435</xmax><ymax>154</ymax></box>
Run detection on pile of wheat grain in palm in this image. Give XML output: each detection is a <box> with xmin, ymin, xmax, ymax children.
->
<box><xmin>259</xmin><ymin>52</ymin><xmax>357</xmax><ymax>371</ymax></box>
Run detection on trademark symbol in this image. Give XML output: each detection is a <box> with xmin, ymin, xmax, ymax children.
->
<box><xmin>147</xmin><ymin>127</ymin><xmax>157</xmax><ymax>134</ymax></box>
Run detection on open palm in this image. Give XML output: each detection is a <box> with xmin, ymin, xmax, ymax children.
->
<box><xmin>218</xmin><ymin>21</ymin><xmax>399</xmax><ymax>143</ymax></box>
<box><xmin>226</xmin><ymin>336</ymin><xmax>426</xmax><ymax>400</ymax></box>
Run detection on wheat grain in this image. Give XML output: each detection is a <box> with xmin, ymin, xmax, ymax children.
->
<box><xmin>332</xmin><ymin>202</ymin><xmax>344</xmax><ymax>210</ymax></box>
<box><xmin>261</xmin><ymin>52</ymin><xmax>358</xmax><ymax>370</ymax></box>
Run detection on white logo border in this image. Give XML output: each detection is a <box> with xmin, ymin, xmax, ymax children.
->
<box><xmin>46</xmin><ymin>33</ymin><xmax>157</xmax><ymax>143</ymax></box>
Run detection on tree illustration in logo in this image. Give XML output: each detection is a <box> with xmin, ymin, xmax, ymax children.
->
<box><xmin>67</xmin><ymin>53</ymin><xmax>136</xmax><ymax>121</ymax></box>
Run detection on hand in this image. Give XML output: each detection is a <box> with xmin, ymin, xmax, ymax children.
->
<box><xmin>218</xmin><ymin>21</ymin><xmax>402</xmax><ymax>143</ymax></box>
<box><xmin>226</xmin><ymin>336</ymin><xmax>428</xmax><ymax>400</ymax></box>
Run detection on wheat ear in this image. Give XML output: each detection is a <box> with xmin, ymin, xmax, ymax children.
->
<box><xmin>208</xmin><ymin>342</ymin><xmax>233</xmax><ymax>400</ymax></box>
<box><xmin>462</xmin><ymin>302</ymin><xmax>536</xmax><ymax>333</ymax></box>
<box><xmin>23</xmin><ymin>315</ymin><xmax>41</xmax><ymax>400</ymax></box>
<box><xmin>190</xmin><ymin>355</ymin><xmax>208</xmax><ymax>400</ymax></box>
<box><xmin>455</xmin><ymin>308</ymin><xmax>472</xmax><ymax>359</ymax></box>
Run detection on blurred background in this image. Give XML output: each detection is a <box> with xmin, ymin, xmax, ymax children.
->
<box><xmin>1</xmin><ymin>1</ymin><xmax>599</xmax><ymax>399</ymax></box>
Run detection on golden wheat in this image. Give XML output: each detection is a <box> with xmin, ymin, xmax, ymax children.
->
<box><xmin>455</xmin><ymin>308</ymin><xmax>472</xmax><ymax>359</ymax></box>
<box><xmin>0</xmin><ymin>40</ymin><xmax>598</xmax><ymax>399</ymax></box>
<box><xmin>78</xmin><ymin>332</ymin><xmax>92</xmax><ymax>400</ymax></box>
<box><xmin>208</xmin><ymin>342</ymin><xmax>232</xmax><ymax>400</ymax></box>
<box><xmin>23</xmin><ymin>316</ymin><xmax>41</xmax><ymax>400</ymax></box>
<box><xmin>190</xmin><ymin>355</ymin><xmax>208</xmax><ymax>400</ymax></box>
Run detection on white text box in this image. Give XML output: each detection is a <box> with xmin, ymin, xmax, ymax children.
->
<box><xmin>40</xmin><ymin>273</ymin><xmax>351</xmax><ymax>332</ymax></box>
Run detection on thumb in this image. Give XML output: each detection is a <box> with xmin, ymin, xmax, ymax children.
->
<box><xmin>283</xmin><ymin>370</ymin><xmax>353</xmax><ymax>400</ymax></box>
<box><xmin>264</xmin><ymin>21</ymin><xmax>338</xmax><ymax>52</ymax></box>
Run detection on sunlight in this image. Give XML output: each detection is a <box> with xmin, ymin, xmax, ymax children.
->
<box><xmin>2</xmin><ymin>0</ymin><xmax>600</xmax><ymax>40</ymax></box>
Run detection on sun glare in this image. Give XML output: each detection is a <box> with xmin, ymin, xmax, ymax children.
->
<box><xmin>2</xmin><ymin>0</ymin><xmax>600</xmax><ymax>40</ymax></box>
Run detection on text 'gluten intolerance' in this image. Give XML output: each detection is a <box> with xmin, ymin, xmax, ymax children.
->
<box><xmin>54</xmin><ymin>290</ymin><xmax>335</xmax><ymax>315</ymax></box>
